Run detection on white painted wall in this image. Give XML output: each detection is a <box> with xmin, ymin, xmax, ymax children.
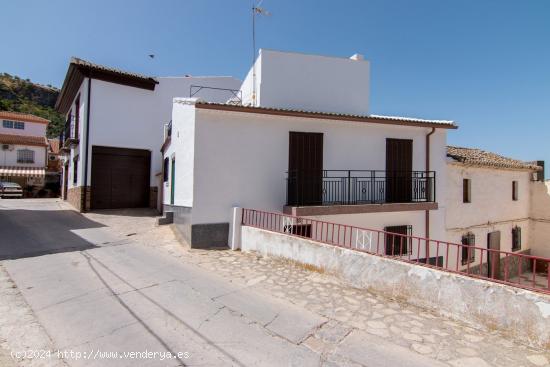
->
<box><xmin>241</xmin><ymin>49</ymin><xmax>370</xmax><ymax>115</ymax></box>
<box><xmin>444</xmin><ymin>164</ymin><xmax>539</xmax><ymax>271</ymax></box>
<box><xmin>163</xmin><ymin>99</ymin><xmax>197</xmax><ymax>206</ymax></box>
<box><xmin>530</xmin><ymin>180</ymin><xmax>550</xmax><ymax>258</ymax></box>
<box><xmin>0</xmin><ymin>144</ymin><xmax>46</xmax><ymax>167</ymax></box>
<box><xmin>176</xmin><ymin>106</ymin><xmax>447</xmax><ymax>232</ymax></box>
<box><xmin>0</xmin><ymin>120</ymin><xmax>47</xmax><ymax>137</ymax></box>
<box><xmin>445</xmin><ymin>164</ymin><xmax>533</xmax><ymax>253</ymax></box>
<box><xmin>62</xmin><ymin>75</ymin><xmax>241</xmax><ymax>194</ymax></box>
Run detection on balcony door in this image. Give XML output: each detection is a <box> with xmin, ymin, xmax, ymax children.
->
<box><xmin>386</xmin><ymin>139</ymin><xmax>413</xmax><ymax>203</ymax></box>
<box><xmin>288</xmin><ymin>132</ymin><xmax>323</xmax><ymax>206</ymax></box>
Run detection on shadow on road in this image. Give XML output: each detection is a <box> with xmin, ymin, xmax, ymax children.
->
<box><xmin>0</xmin><ymin>209</ymin><xmax>106</xmax><ymax>260</ymax></box>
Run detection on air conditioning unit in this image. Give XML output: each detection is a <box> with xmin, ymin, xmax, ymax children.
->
<box><xmin>1</xmin><ymin>144</ymin><xmax>14</xmax><ymax>151</ymax></box>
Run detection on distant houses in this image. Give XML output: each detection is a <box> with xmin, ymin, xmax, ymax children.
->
<box><xmin>0</xmin><ymin>111</ymin><xmax>60</xmax><ymax>196</ymax></box>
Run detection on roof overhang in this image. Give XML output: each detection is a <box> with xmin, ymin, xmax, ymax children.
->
<box><xmin>55</xmin><ymin>59</ymin><xmax>159</xmax><ymax>114</ymax></box>
<box><xmin>195</xmin><ymin>103</ymin><xmax>458</xmax><ymax>130</ymax></box>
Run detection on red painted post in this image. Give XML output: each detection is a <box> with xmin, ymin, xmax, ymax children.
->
<box><xmin>533</xmin><ymin>259</ymin><xmax>537</xmax><ymax>288</ymax></box>
<box><xmin>445</xmin><ymin>242</ymin><xmax>449</xmax><ymax>270</ymax></box>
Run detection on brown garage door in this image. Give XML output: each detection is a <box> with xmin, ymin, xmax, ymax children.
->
<box><xmin>91</xmin><ymin>146</ymin><xmax>150</xmax><ymax>209</ymax></box>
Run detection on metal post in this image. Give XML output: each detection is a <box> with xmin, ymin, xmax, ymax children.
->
<box><xmin>347</xmin><ymin>170</ymin><xmax>351</xmax><ymax>204</ymax></box>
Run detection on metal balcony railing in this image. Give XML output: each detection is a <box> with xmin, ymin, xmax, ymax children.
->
<box><xmin>189</xmin><ymin>85</ymin><xmax>242</xmax><ymax>105</ymax></box>
<box><xmin>286</xmin><ymin>170</ymin><xmax>436</xmax><ymax>206</ymax></box>
<box><xmin>242</xmin><ymin>208</ymin><xmax>550</xmax><ymax>295</ymax></box>
<box><xmin>60</xmin><ymin>118</ymin><xmax>78</xmax><ymax>149</ymax></box>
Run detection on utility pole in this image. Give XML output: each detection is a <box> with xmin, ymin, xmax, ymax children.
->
<box><xmin>251</xmin><ymin>1</ymin><xmax>270</xmax><ymax>106</ymax></box>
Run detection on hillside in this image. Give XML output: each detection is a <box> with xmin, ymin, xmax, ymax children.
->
<box><xmin>0</xmin><ymin>73</ymin><xmax>64</xmax><ymax>138</ymax></box>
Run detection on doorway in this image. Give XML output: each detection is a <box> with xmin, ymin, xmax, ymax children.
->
<box><xmin>170</xmin><ymin>157</ymin><xmax>175</xmax><ymax>205</ymax></box>
<box><xmin>386</xmin><ymin>139</ymin><xmax>413</xmax><ymax>203</ymax></box>
<box><xmin>63</xmin><ymin>162</ymin><xmax>69</xmax><ymax>200</ymax></box>
<box><xmin>487</xmin><ymin>231</ymin><xmax>501</xmax><ymax>279</ymax></box>
<box><xmin>287</xmin><ymin>132</ymin><xmax>323</xmax><ymax>206</ymax></box>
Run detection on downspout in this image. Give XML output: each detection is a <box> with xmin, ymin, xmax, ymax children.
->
<box><xmin>82</xmin><ymin>77</ymin><xmax>92</xmax><ymax>212</ymax></box>
<box><xmin>425</xmin><ymin>127</ymin><xmax>436</xmax><ymax>259</ymax></box>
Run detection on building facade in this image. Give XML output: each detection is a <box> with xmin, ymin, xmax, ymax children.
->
<box><xmin>0</xmin><ymin>111</ymin><xmax>50</xmax><ymax>194</ymax></box>
<box><xmin>55</xmin><ymin>57</ymin><xmax>241</xmax><ymax>211</ymax></box>
<box><xmin>162</xmin><ymin>50</ymin><xmax>457</xmax><ymax>249</ymax></box>
<box><xmin>445</xmin><ymin>146</ymin><xmax>546</xmax><ymax>277</ymax></box>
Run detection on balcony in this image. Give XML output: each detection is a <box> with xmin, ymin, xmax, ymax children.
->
<box><xmin>59</xmin><ymin>119</ymin><xmax>79</xmax><ymax>151</ymax></box>
<box><xmin>285</xmin><ymin>170</ymin><xmax>437</xmax><ymax>216</ymax></box>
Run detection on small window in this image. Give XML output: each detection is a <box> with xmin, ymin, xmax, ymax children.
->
<box><xmin>17</xmin><ymin>149</ymin><xmax>34</xmax><ymax>163</ymax></box>
<box><xmin>512</xmin><ymin>181</ymin><xmax>518</xmax><ymax>201</ymax></box>
<box><xmin>463</xmin><ymin>179</ymin><xmax>471</xmax><ymax>203</ymax></box>
<box><xmin>163</xmin><ymin>157</ymin><xmax>169</xmax><ymax>182</ymax></box>
<box><xmin>49</xmin><ymin>155</ymin><xmax>56</xmax><ymax>161</ymax></box>
<box><xmin>384</xmin><ymin>225</ymin><xmax>412</xmax><ymax>255</ymax></box>
<box><xmin>461</xmin><ymin>233</ymin><xmax>475</xmax><ymax>265</ymax></box>
<box><xmin>512</xmin><ymin>226</ymin><xmax>521</xmax><ymax>251</ymax></box>
<box><xmin>73</xmin><ymin>157</ymin><xmax>78</xmax><ymax>184</ymax></box>
<box><xmin>2</xmin><ymin>120</ymin><xmax>24</xmax><ymax>129</ymax></box>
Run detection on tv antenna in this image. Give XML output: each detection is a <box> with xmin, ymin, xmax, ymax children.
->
<box><xmin>251</xmin><ymin>0</ymin><xmax>270</xmax><ymax>106</ymax></box>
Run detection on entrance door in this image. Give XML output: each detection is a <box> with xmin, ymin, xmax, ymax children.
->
<box><xmin>91</xmin><ymin>146</ymin><xmax>150</xmax><ymax>209</ymax></box>
<box><xmin>170</xmin><ymin>157</ymin><xmax>175</xmax><ymax>205</ymax></box>
<box><xmin>487</xmin><ymin>231</ymin><xmax>501</xmax><ymax>279</ymax></box>
<box><xmin>287</xmin><ymin>132</ymin><xmax>323</xmax><ymax>206</ymax></box>
<box><xmin>386</xmin><ymin>139</ymin><xmax>413</xmax><ymax>203</ymax></box>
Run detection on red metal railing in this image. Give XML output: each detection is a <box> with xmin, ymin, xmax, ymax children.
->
<box><xmin>241</xmin><ymin>208</ymin><xmax>550</xmax><ymax>295</ymax></box>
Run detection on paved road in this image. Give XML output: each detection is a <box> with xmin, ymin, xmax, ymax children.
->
<box><xmin>0</xmin><ymin>199</ymin><xmax>475</xmax><ymax>366</ymax></box>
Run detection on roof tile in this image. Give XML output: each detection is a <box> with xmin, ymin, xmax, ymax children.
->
<box><xmin>447</xmin><ymin>146</ymin><xmax>540</xmax><ymax>171</ymax></box>
<box><xmin>0</xmin><ymin>133</ymin><xmax>48</xmax><ymax>147</ymax></box>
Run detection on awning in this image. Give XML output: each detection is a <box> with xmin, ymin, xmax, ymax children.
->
<box><xmin>0</xmin><ymin>166</ymin><xmax>46</xmax><ymax>177</ymax></box>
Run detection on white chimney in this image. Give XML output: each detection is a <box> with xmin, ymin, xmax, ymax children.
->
<box><xmin>350</xmin><ymin>53</ymin><xmax>364</xmax><ymax>61</ymax></box>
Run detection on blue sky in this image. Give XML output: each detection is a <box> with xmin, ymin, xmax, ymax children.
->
<box><xmin>3</xmin><ymin>0</ymin><xmax>549</xmax><ymax>166</ymax></box>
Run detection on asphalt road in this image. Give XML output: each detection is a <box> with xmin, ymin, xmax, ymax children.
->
<box><xmin>0</xmin><ymin>199</ymin><xmax>447</xmax><ymax>367</ymax></box>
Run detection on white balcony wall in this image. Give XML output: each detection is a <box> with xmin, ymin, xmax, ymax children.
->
<box><xmin>241</xmin><ymin>49</ymin><xmax>370</xmax><ymax>115</ymax></box>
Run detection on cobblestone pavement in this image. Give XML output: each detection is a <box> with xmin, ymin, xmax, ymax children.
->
<box><xmin>84</xmin><ymin>208</ymin><xmax>550</xmax><ymax>367</ymax></box>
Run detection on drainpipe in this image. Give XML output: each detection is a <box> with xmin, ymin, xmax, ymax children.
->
<box><xmin>82</xmin><ymin>77</ymin><xmax>92</xmax><ymax>212</ymax></box>
<box><xmin>425</xmin><ymin>127</ymin><xmax>436</xmax><ymax>260</ymax></box>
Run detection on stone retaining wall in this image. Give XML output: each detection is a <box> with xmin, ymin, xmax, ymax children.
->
<box><xmin>241</xmin><ymin>226</ymin><xmax>550</xmax><ymax>349</ymax></box>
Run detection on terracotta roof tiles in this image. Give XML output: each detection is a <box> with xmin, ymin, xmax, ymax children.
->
<box><xmin>0</xmin><ymin>133</ymin><xmax>48</xmax><ymax>147</ymax></box>
<box><xmin>447</xmin><ymin>146</ymin><xmax>540</xmax><ymax>171</ymax></box>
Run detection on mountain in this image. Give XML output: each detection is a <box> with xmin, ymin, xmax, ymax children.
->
<box><xmin>0</xmin><ymin>73</ymin><xmax>64</xmax><ymax>138</ymax></box>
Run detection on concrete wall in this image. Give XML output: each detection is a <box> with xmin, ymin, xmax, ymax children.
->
<box><xmin>0</xmin><ymin>144</ymin><xmax>46</xmax><ymax>167</ymax></box>
<box><xmin>241</xmin><ymin>226</ymin><xmax>550</xmax><ymax>349</ymax></box>
<box><xmin>0</xmin><ymin>120</ymin><xmax>47</xmax><ymax>137</ymax></box>
<box><xmin>241</xmin><ymin>49</ymin><xmax>370</xmax><ymax>115</ymax></box>
<box><xmin>531</xmin><ymin>180</ymin><xmax>550</xmax><ymax>258</ymax></box>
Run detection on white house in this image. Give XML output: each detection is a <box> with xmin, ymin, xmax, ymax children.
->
<box><xmin>162</xmin><ymin>50</ymin><xmax>457</xmax><ymax>249</ymax></box>
<box><xmin>0</xmin><ymin>111</ymin><xmax>50</xmax><ymax>190</ymax></box>
<box><xmin>445</xmin><ymin>146</ymin><xmax>546</xmax><ymax>278</ymax></box>
<box><xmin>55</xmin><ymin>57</ymin><xmax>241</xmax><ymax>211</ymax></box>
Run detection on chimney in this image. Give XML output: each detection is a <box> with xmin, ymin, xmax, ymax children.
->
<box><xmin>350</xmin><ymin>53</ymin><xmax>364</xmax><ymax>61</ymax></box>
